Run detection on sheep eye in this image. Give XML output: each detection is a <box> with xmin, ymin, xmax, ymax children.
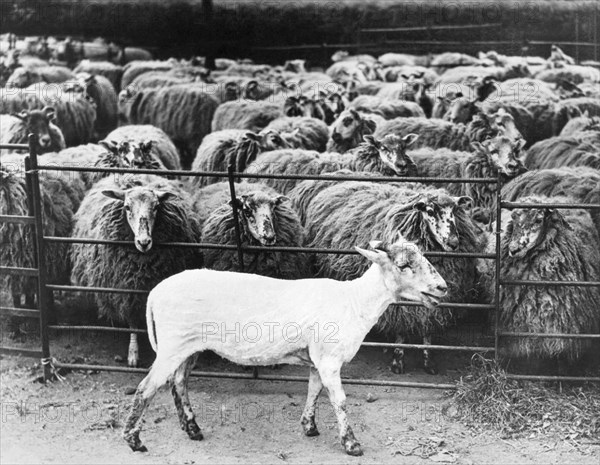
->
<box><xmin>124</xmin><ymin>205</ymin><xmax>131</xmax><ymax>212</ymax></box>
<box><xmin>398</xmin><ymin>263</ymin><xmax>411</xmax><ymax>271</ymax></box>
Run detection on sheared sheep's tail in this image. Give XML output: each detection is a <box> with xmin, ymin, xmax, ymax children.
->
<box><xmin>146</xmin><ymin>294</ymin><xmax>158</xmax><ymax>353</ymax></box>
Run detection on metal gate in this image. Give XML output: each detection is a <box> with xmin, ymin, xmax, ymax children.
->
<box><xmin>1</xmin><ymin>135</ymin><xmax>599</xmax><ymax>387</ymax></box>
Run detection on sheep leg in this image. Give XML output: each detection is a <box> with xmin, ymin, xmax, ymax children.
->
<box><xmin>423</xmin><ymin>334</ymin><xmax>438</xmax><ymax>375</ymax></box>
<box><xmin>318</xmin><ymin>361</ymin><xmax>362</xmax><ymax>456</ymax></box>
<box><xmin>300</xmin><ymin>366</ymin><xmax>322</xmax><ymax>437</ymax></box>
<box><xmin>128</xmin><ymin>332</ymin><xmax>139</xmax><ymax>367</ymax></box>
<box><xmin>391</xmin><ymin>334</ymin><xmax>405</xmax><ymax>374</ymax></box>
<box><xmin>171</xmin><ymin>354</ymin><xmax>203</xmax><ymax>441</ymax></box>
<box><xmin>123</xmin><ymin>358</ymin><xmax>180</xmax><ymax>452</ymax></box>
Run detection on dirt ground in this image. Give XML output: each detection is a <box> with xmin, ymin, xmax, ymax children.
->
<box><xmin>1</xmin><ymin>330</ymin><xmax>598</xmax><ymax>465</ymax></box>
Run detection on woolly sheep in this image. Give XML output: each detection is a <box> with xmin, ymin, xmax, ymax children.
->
<box><xmin>198</xmin><ymin>183</ymin><xmax>310</xmax><ymax>279</ymax></box>
<box><xmin>211</xmin><ymin>100</ymin><xmax>283</xmax><ymax>134</ymax></box>
<box><xmin>73</xmin><ymin>60</ymin><xmax>124</xmax><ymax>92</ymax></box>
<box><xmin>118</xmin><ymin>84</ymin><xmax>219</xmax><ymax>168</ymax></box>
<box><xmin>524</xmin><ymin>131</ymin><xmax>600</xmax><ymax>170</ymax></box>
<box><xmin>350</xmin><ymin>96</ymin><xmax>425</xmax><ymax>120</ymax></box>
<box><xmin>480</xmin><ymin>196</ymin><xmax>600</xmax><ymax>362</ymax></box>
<box><xmin>326</xmin><ymin>109</ymin><xmax>377</xmax><ymax>153</ymax></box>
<box><xmin>71</xmin><ymin>72</ymin><xmax>118</xmax><ymax>139</ymax></box>
<box><xmin>552</xmin><ymin>97</ymin><xmax>600</xmax><ymax>135</ymax></box>
<box><xmin>120</xmin><ymin>60</ymin><xmax>176</xmax><ymax>89</ymax></box>
<box><xmin>559</xmin><ymin>112</ymin><xmax>600</xmax><ymax>136</ymax></box>
<box><xmin>431</xmin><ymin>52</ymin><xmax>481</xmax><ymax>74</ymax></box>
<box><xmin>305</xmin><ymin>181</ymin><xmax>477</xmax><ymax>374</ymax></box>
<box><xmin>6</xmin><ymin>65</ymin><xmax>74</xmax><ymax>88</ymax></box>
<box><xmin>500</xmin><ymin>167</ymin><xmax>600</xmax><ymax>236</ymax></box>
<box><xmin>246</xmin><ymin>134</ymin><xmax>419</xmax><ymax>194</ymax></box>
<box><xmin>105</xmin><ymin>125</ymin><xmax>181</xmax><ymax>171</ymax></box>
<box><xmin>0</xmin><ymin>165</ymin><xmax>86</xmax><ymax>337</ymax></box>
<box><xmin>374</xmin><ymin>109</ymin><xmax>523</xmax><ymax>152</ymax></box>
<box><xmin>70</xmin><ymin>174</ymin><xmax>202</xmax><ymax>367</ymax></box>
<box><xmin>535</xmin><ymin>65</ymin><xmax>600</xmax><ymax>85</ymax></box>
<box><xmin>262</xmin><ymin>116</ymin><xmax>329</xmax><ymax>151</ymax></box>
<box><xmin>0</xmin><ymin>84</ymin><xmax>97</xmax><ymax>147</ymax></box>
<box><xmin>122</xmin><ymin>238</ymin><xmax>447</xmax><ymax>455</ymax></box>
<box><xmin>189</xmin><ymin>129</ymin><xmax>289</xmax><ymax>188</ymax></box>
<box><xmin>0</xmin><ymin>107</ymin><xmax>65</xmax><ymax>154</ymax></box>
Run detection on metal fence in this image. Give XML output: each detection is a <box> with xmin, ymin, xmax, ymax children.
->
<box><xmin>1</xmin><ymin>135</ymin><xmax>599</xmax><ymax>387</ymax></box>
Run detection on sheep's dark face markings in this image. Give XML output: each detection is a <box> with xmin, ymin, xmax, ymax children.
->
<box><xmin>239</xmin><ymin>194</ymin><xmax>287</xmax><ymax>246</ymax></box>
<box><xmin>331</xmin><ymin>110</ymin><xmax>361</xmax><ymax>142</ymax></box>
<box><xmin>485</xmin><ymin>136</ymin><xmax>526</xmax><ymax>177</ymax></box>
<box><xmin>507</xmin><ymin>208</ymin><xmax>546</xmax><ymax>258</ymax></box>
<box><xmin>259</xmin><ymin>129</ymin><xmax>289</xmax><ymax>151</ymax></box>
<box><xmin>374</xmin><ymin>134</ymin><xmax>418</xmax><ymax>176</ymax></box>
<box><xmin>14</xmin><ymin>108</ymin><xmax>57</xmax><ymax>152</ymax></box>
<box><xmin>444</xmin><ymin>97</ymin><xmax>475</xmax><ymax>124</ymax></box>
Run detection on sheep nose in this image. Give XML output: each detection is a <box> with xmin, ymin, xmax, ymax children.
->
<box><xmin>39</xmin><ymin>135</ymin><xmax>51</xmax><ymax>147</ymax></box>
<box><xmin>135</xmin><ymin>238</ymin><xmax>152</xmax><ymax>252</ymax></box>
<box><xmin>436</xmin><ymin>284</ymin><xmax>448</xmax><ymax>294</ymax></box>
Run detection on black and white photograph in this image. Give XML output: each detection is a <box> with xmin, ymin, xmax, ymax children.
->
<box><xmin>0</xmin><ymin>0</ymin><xmax>599</xmax><ymax>463</ymax></box>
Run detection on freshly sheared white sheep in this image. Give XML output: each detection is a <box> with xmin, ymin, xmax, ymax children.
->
<box><xmin>122</xmin><ymin>239</ymin><xmax>447</xmax><ymax>456</ymax></box>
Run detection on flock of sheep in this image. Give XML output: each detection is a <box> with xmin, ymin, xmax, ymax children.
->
<box><xmin>1</xmin><ymin>34</ymin><xmax>599</xmax><ymax>374</ymax></box>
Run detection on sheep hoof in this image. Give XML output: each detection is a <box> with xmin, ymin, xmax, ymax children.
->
<box><xmin>303</xmin><ymin>425</ymin><xmax>320</xmax><ymax>437</ymax></box>
<box><xmin>125</xmin><ymin>434</ymin><xmax>147</xmax><ymax>452</ymax></box>
<box><xmin>344</xmin><ymin>441</ymin><xmax>363</xmax><ymax>456</ymax></box>
<box><xmin>186</xmin><ymin>421</ymin><xmax>204</xmax><ymax>441</ymax></box>
<box><xmin>391</xmin><ymin>362</ymin><xmax>405</xmax><ymax>375</ymax></box>
<box><xmin>424</xmin><ymin>365</ymin><xmax>438</xmax><ymax>375</ymax></box>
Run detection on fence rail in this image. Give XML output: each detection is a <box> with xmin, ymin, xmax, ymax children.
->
<box><xmin>1</xmin><ymin>136</ymin><xmax>598</xmax><ymax>388</ymax></box>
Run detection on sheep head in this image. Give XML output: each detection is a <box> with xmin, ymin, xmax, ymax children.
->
<box><xmin>257</xmin><ymin>129</ymin><xmax>290</xmax><ymax>151</ymax></box>
<box><xmin>363</xmin><ymin>134</ymin><xmax>418</xmax><ymax>176</ymax></box>
<box><xmin>472</xmin><ymin>136</ymin><xmax>526</xmax><ymax>178</ymax></box>
<box><xmin>231</xmin><ymin>192</ymin><xmax>288</xmax><ymax>246</ymax></box>
<box><xmin>12</xmin><ymin>106</ymin><xmax>59</xmax><ymax>153</ymax></box>
<box><xmin>330</xmin><ymin>109</ymin><xmax>377</xmax><ymax>144</ymax></box>
<box><xmin>102</xmin><ymin>187</ymin><xmax>176</xmax><ymax>253</ymax></box>
<box><xmin>444</xmin><ymin>93</ymin><xmax>479</xmax><ymax>124</ymax></box>
<box><xmin>480</xmin><ymin>107</ymin><xmax>523</xmax><ymax>142</ymax></box>
<box><xmin>505</xmin><ymin>201</ymin><xmax>571</xmax><ymax>258</ymax></box>
<box><xmin>355</xmin><ymin>239</ymin><xmax>447</xmax><ymax>308</ymax></box>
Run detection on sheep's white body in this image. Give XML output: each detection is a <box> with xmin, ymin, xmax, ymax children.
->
<box><xmin>147</xmin><ymin>268</ymin><xmax>393</xmax><ymax>368</ymax></box>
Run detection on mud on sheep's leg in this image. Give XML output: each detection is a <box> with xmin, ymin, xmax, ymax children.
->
<box><xmin>391</xmin><ymin>334</ymin><xmax>405</xmax><ymax>374</ymax></box>
<box><xmin>423</xmin><ymin>334</ymin><xmax>438</xmax><ymax>375</ymax></box>
<box><xmin>123</xmin><ymin>356</ymin><xmax>184</xmax><ymax>452</ymax></box>
<box><xmin>300</xmin><ymin>366</ymin><xmax>323</xmax><ymax>437</ymax></box>
<box><xmin>171</xmin><ymin>353</ymin><xmax>203</xmax><ymax>441</ymax></box>
<box><xmin>318</xmin><ymin>360</ymin><xmax>363</xmax><ymax>456</ymax></box>
<box><xmin>128</xmin><ymin>332</ymin><xmax>139</xmax><ymax>368</ymax></box>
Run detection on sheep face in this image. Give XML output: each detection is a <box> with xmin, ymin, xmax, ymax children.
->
<box><xmin>234</xmin><ymin>193</ymin><xmax>288</xmax><ymax>246</ymax></box>
<box><xmin>13</xmin><ymin>107</ymin><xmax>59</xmax><ymax>153</ymax></box>
<box><xmin>330</xmin><ymin>109</ymin><xmax>376</xmax><ymax>143</ymax></box>
<box><xmin>99</xmin><ymin>140</ymin><xmax>157</xmax><ymax>169</ymax></box>
<box><xmin>257</xmin><ymin>129</ymin><xmax>290</xmax><ymax>151</ymax></box>
<box><xmin>475</xmin><ymin>136</ymin><xmax>526</xmax><ymax>177</ymax></box>
<box><xmin>488</xmin><ymin>109</ymin><xmax>522</xmax><ymax>142</ymax></box>
<box><xmin>444</xmin><ymin>94</ymin><xmax>477</xmax><ymax>124</ymax></box>
<box><xmin>414</xmin><ymin>195</ymin><xmax>471</xmax><ymax>251</ymax></box>
<box><xmin>506</xmin><ymin>207</ymin><xmax>552</xmax><ymax>258</ymax></box>
<box><xmin>101</xmin><ymin>187</ymin><xmax>176</xmax><ymax>253</ymax></box>
<box><xmin>356</xmin><ymin>240</ymin><xmax>447</xmax><ymax>309</ymax></box>
<box><xmin>364</xmin><ymin>134</ymin><xmax>418</xmax><ymax>176</ymax></box>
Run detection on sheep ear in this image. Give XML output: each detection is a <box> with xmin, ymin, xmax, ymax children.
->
<box><xmin>355</xmin><ymin>245</ymin><xmax>389</xmax><ymax>266</ymax></box>
<box><xmin>228</xmin><ymin>197</ymin><xmax>243</xmax><ymax>209</ymax></box>
<box><xmin>140</xmin><ymin>140</ymin><xmax>154</xmax><ymax>152</ymax></box>
<box><xmin>414</xmin><ymin>201</ymin><xmax>428</xmax><ymax>211</ymax></box>
<box><xmin>400</xmin><ymin>73</ymin><xmax>409</xmax><ymax>80</ymax></box>
<box><xmin>369</xmin><ymin>240</ymin><xmax>385</xmax><ymax>251</ymax></box>
<box><xmin>101</xmin><ymin>189</ymin><xmax>125</xmax><ymax>201</ymax></box>
<box><xmin>13</xmin><ymin>110</ymin><xmax>29</xmax><ymax>120</ymax></box>
<box><xmin>363</xmin><ymin>135</ymin><xmax>379</xmax><ymax>147</ymax></box>
<box><xmin>456</xmin><ymin>196</ymin><xmax>473</xmax><ymax>208</ymax></box>
<box><xmin>402</xmin><ymin>133</ymin><xmax>419</xmax><ymax>146</ymax></box>
<box><xmin>99</xmin><ymin>139</ymin><xmax>118</xmax><ymax>153</ymax></box>
<box><xmin>363</xmin><ymin>117</ymin><xmax>377</xmax><ymax>134</ymax></box>
<box><xmin>273</xmin><ymin>195</ymin><xmax>289</xmax><ymax>206</ymax></box>
<box><xmin>43</xmin><ymin>106</ymin><xmax>57</xmax><ymax>121</ymax></box>
<box><xmin>156</xmin><ymin>191</ymin><xmax>176</xmax><ymax>203</ymax></box>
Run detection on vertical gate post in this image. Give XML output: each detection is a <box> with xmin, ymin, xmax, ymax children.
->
<box><xmin>25</xmin><ymin>134</ymin><xmax>52</xmax><ymax>382</ymax></box>
<box><xmin>494</xmin><ymin>172</ymin><xmax>503</xmax><ymax>362</ymax></box>
<box><xmin>227</xmin><ymin>164</ymin><xmax>245</xmax><ymax>273</ymax></box>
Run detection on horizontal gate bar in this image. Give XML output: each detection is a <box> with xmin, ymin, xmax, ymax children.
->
<box><xmin>361</xmin><ymin>342</ymin><xmax>494</xmax><ymax>352</ymax></box>
<box><xmin>0</xmin><ymin>215</ymin><xmax>36</xmax><ymax>224</ymax></box>
<box><xmin>506</xmin><ymin>374</ymin><xmax>600</xmax><ymax>383</ymax></box>
<box><xmin>0</xmin><ymin>266</ymin><xmax>39</xmax><ymax>277</ymax></box>
<box><xmin>501</xmin><ymin>279</ymin><xmax>600</xmax><ymax>287</ymax></box>
<box><xmin>499</xmin><ymin>332</ymin><xmax>600</xmax><ymax>339</ymax></box>
<box><xmin>0</xmin><ymin>306</ymin><xmax>40</xmax><ymax>318</ymax></box>
<box><xmin>361</xmin><ymin>23</ymin><xmax>502</xmax><ymax>33</ymax></box>
<box><xmin>0</xmin><ymin>347</ymin><xmax>43</xmax><ymax>358</ymax></box>
<box><xmin>52</xmin><ymin>362</ymin><xmax>456</xmax><ymax>390</ymax></box>
<box><xmin>49</xmin><ymin>325</ymin><xmax>147</xmax><ymax>334</ymax></box>
<box><xmin>501</xmin><ymin>201</ymin><xmax>600</xmax><ymax>210</ymax></box>
<box><xmin>46</xmin><ymin>284</ymin><xmax>148</xmax><ymax>295</ymax></box>
<box><xmin>0</xmin><ymin>143</ymin><xmax>28</xmax><ymax>150</ymax></box>
<box><xmin>43</xmin><ymin>236</ymin><xmax>496</xmax><ymax>259</ymax></box>
<box><xmin>36</xmin><ymin>164</ymin><xmax>497</xmax><ymax>184</ymax></box>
